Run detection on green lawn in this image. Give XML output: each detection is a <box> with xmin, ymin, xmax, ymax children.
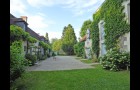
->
<box><xmin>11</xmin><ymin>65</ymin><xmax>130</xmax><ymax>90</ymax></box>
<box><xmin>80</xmin><ymin>59</ymin><xmax>95</xmax><ymax>63</ymax></box>
<box><xmin>75</xmin><ymin>57</ymin><xmax>97</xmax><ymax>63</ymax></box>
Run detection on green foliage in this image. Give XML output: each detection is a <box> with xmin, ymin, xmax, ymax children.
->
<box><xmin>10</xmin><ymin>25</ymin><xmax>29</xmax><ymax>43</ymax></box>
<box><xmin>37</xmin><ymin>53</ymin><xmax>42</xmax><ymax>60</ymax></box>
<box><xmin>22</xmin><ymin>32</ymin><xmax>30</xmax><ymax>41</ymax></box>
<box><xmin>38</xmin><ymin>41</ymin><xmax>51</xmax><ymax>55</ymax></box>
<box><xmin>61</xmin><ymin>26</ymin><xmax>67</xmax><ymax>39</ymax></box>
<box><xmin>39</xmin><ymin>41</ymin><xmax>50</xmax><ymax>50</ymax></box>
<box><xmin>27</xmin><ymin>36</ymin><xmax>37</xmax><ymax>43</ymax></box>
<box><xmin>74</xmin><ymin>42</ymin><xmax>85</xmax><ymax>57</ymax></box>
<box><xmin>62</xmin><ymin>24</ymin><xmax>77</xmax><ymax>55</ymax></box>
<box><xmin>90</xmin><ymin>0</ymin><xmax>130</xmax><ymax>57</ymax></box>
<box><xmin>40</xmin><ymin>55</ymin><xmax>48</xmax><ymax>60</ymax></box>
<box><xmin>99</xmin><ymin>48</ymin><xmax>130</xmax><ymax>71</ymax></box>
<box><xmin>25</xmin><ymin>54</ymin><xmax>37</xmax><ymax>65</ymax></box>
<box><xmin>45</xmin><ymin>32</ymin><xmax>49</xmax><ymax>41</ymax></box>
<box><xmin>52</xmin><ymin>39</ymin><xmax>62</xmax><ymax>51</ymax></box>
<box><xmin>10</xmin><ymin>25</ymin><xmax>37</xmax><ymax>44</ymax></box>
<box><xmin>10</xmin><ymin>41</ymin><xmax>26</xmax><ymax>83</ymax></box>
<box><xmin>80</xmin><ymin>19</ymin><xmax>92</xmax><ymax>37</ymax></box>
<box><xmin>51</xmin><ymin>38</ymin><xmax>58</xmax><ymax>44</ymax></box>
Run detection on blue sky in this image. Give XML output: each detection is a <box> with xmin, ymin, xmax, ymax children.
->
<box><xmin>10</xmin><ymin>0</ymin><xmax>105</xmax><ymax>42</ymax></box>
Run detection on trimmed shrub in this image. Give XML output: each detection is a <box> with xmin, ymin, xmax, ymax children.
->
<box><xmin>99</xmin><ymin>48</ymin><xmax>130</xmax><ymax>71</ymax></box>
<box><xmin>25</xmin><ymin>54</ymin><xmax>37</xmax><ymax>65</ymax></box>
<box><xmin>10</xmin><ymin>41</ymin><xmax>25</xmax><ymax>83</ymax></box>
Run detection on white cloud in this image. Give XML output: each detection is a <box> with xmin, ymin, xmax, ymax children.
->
<box><xmin>27</xmin><ymin>0</ymin><xmax>66</xmax><ymax>7</ymax></box>
<box><xmin>28</xmin><ymin>15</ymin><xmax>48</xmax><ymax>30</ymax></box>
<box><xmin>63</xmin><ymin>0</ymin><xmax>105</xmax><ymax>16</ymax></box>
<box><xmin>48</xmin><ymin>31</ymin><xmax>62</xmax><ymax>41</ymax></box>
<box><xmin>10</xmin><ymin>0</ymin><xmax>27</xmax><ymax>14</ymax></box>
<box><xmin>27</xmin><ymin>0</ymin><xmax>105</xmax><ymax>16</ymax></box>
<box><xmin>82</xmin><ymin>0</ymin><xmax>98</xmax><ymax>8</ymax></box>
<box><xmin>74</xmin><ymin>27</ymin><xmax>81</xmax><ymax>40</ymax></box>
<box><xmin>26</xmin><ymin>14</ymin><xmax>56</xmax><ymax>37</ymax></box>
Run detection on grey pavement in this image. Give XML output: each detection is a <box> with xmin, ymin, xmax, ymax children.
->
<box><xmin>26</xmin><ymin>56</ymin><xmax>96</xmax><ymax>71</ymax></box>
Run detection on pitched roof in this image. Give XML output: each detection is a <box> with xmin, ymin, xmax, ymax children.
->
<box><xmin>10</xmin><ymin>13</ymin><xmax>42</xmax><ymax>41</ymax></box>
<box><xmin>10</xmin><ymin>13</ymin><xmax>16</xmax><ymax>18</ymax></box>
<box><xmin>10</xmin><ymin>14</ymin><xmax>28</xmax><ymax>25</ymax></box>
<box><xmin>27</xmin><ymin>27</ymin><xmax>40</xmax><ymax>40</ymax></box>
<box><xmin>40</xmin><ymin>36</ymin><xmax>49</xmax><ymax>43</ymax></box>
<box><xmin>10</xmin><ymin>18</ymin><xmax>28</xmax><ymax>25</ymax></box>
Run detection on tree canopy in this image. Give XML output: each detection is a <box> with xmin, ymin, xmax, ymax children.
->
<box><xmin>62</xmin><ymin>24</ymin><xmax>77</xmax><ymax>55</ymax></box>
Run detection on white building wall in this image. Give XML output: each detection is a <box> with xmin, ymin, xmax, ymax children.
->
<box><xmin>98</xmin><ymin>20</ymin><xmax>106</xmax><ymax>56</ymax></box>
<box><xmin>122</xmin><ymin>0</ymin><xmax>130</xmax><ymax>24</ymax></box>
<box><xmin>21</xmin><ymin>41</ymin><xmax>27</xmax><ymax>56</ymax></box>
<box><xmin>119</xmin><ymin>0</ymin><xmax>130</xmax><ymax>52</ymax></box>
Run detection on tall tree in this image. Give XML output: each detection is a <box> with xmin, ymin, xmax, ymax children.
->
<box><xmin>45</xmin><ymin>32</ymin><xmax>50</xmax><ymax>43</ymax></box>
<box><xmin>80</xmin><ymin>19</ymin><xmax>92</xmax><ymax>37</ymax></box>
<box><xmin>62</xmin><ymin>24</ymin><xmax>77</xmax><ymax>55</ymax></box>
<box><xmin>61</xmin><ymin>26</ymin><xmax>67</xmax><ymax>39</ymax></box>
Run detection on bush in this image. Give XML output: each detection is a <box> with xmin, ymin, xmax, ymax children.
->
<box><xmin>25</xmin><ymin>54</ymin><xmax>37</xmax><ymax>65</ymax></box>
<box><xmin>40</xmin><ymin>54</ymin><xmax>47</xmax><ymax>60</ymax></box>
<box><xmin>47</xmin><ymin>53</ymin><xmax>51</xmax><ymax>58</ymax></box>
<box><xmin>74</xmin><ymin>42</ymin><xmax>85</xmax><ymax>57</ymax></box>
<box><xmin>23</xmin><ymin>58</ymin><xmax>32</xmax><ymax>66</ymax></box>
<box><xmin>10</xmin><ymin>41</ymin><xmax>26</xmax><ymax>83</ymax></box>
<box><xmin>37</xmin><ymin>53</ymin><xmax>42</xmax><ymax>60</ymax></box>
<box><xmin>98</xmin><ymin>48</ymin><xmax>130</xmax><ymax>71</ymax></box>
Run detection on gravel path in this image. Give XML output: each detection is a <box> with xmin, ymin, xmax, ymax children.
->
<box><xmin>26</xmin><ymin>56</ymin><xmax>95</xmax><ymax>71</ymax></box>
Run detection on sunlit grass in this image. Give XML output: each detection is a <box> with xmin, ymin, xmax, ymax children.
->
<box><xmin>11</xmin><ymin>65</ymin><xmax>130</xmax><ymax>90</ymax></box>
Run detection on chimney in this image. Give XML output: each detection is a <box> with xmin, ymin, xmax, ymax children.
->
<box><xmin>21</xmin><ymin>16</ymin><xmax>27</xmax><ymax>22</ymax></box>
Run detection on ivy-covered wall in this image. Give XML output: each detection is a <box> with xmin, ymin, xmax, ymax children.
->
<box><xmin>90</xmin><ymin>0</ymin><xmax>130</xmax><ymax>58</ymax></box>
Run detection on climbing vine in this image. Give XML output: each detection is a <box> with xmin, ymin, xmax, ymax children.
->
<box><xmin>10</xmin><ymin>25</ymin><xmax>38</xmax><ymax>44</ymax></box>
<box><xmin>74</xmin><ymin>41</ymin><xmax>85</xmax><ymax>57</ymax></box>
<box><xmin>90</xmin><ymin>0</ymin><xmax>130</xmax><ymax>57</ymax></box>
<box><xmin>39</xmin><ymin>41</ymin><xmax>50</xmax><ymax>50</ymax></box>
<box><xmin>27</xmin><ymin>36</ymin><xmax>37</xmax><ymax>43</ymax></box>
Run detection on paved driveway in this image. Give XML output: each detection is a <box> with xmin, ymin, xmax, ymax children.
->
<box><xmin>27</xmin><ymin>56</ymin><xmax>95</xmax><ymax>71</ymax></box>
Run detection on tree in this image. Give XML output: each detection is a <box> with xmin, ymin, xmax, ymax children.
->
<box><xmin>52</xmin><ymin>39</ymin><xmax>62</xmax><ymax>51</ymax></box>
<box><xmin>80</xmin><ymin>19</ymin><xmax>92</xmax><ymax>37</ymax></box>
<box><xmin>51</xmin><ymin>38</ymin><xmax>58</xmax><ymax>44</ymax></box>
<box><xmin>45</xmin><ymin>32</ymin><xmax>50</xmax><ymax>43</ymax></box>
<box><xmin>74</xmin><ymin>41</ymin><xmax>85</xmax><ymax>57</ymax></box>
<box><xmin>62</xmin><ymin>24</ymin><xmax>77</xmax><ymax>55</ymax></box>
<box><xmin>61</xmin><ymin>26</ymin><xmax>67</xmax><ymax>39</ymax></box>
